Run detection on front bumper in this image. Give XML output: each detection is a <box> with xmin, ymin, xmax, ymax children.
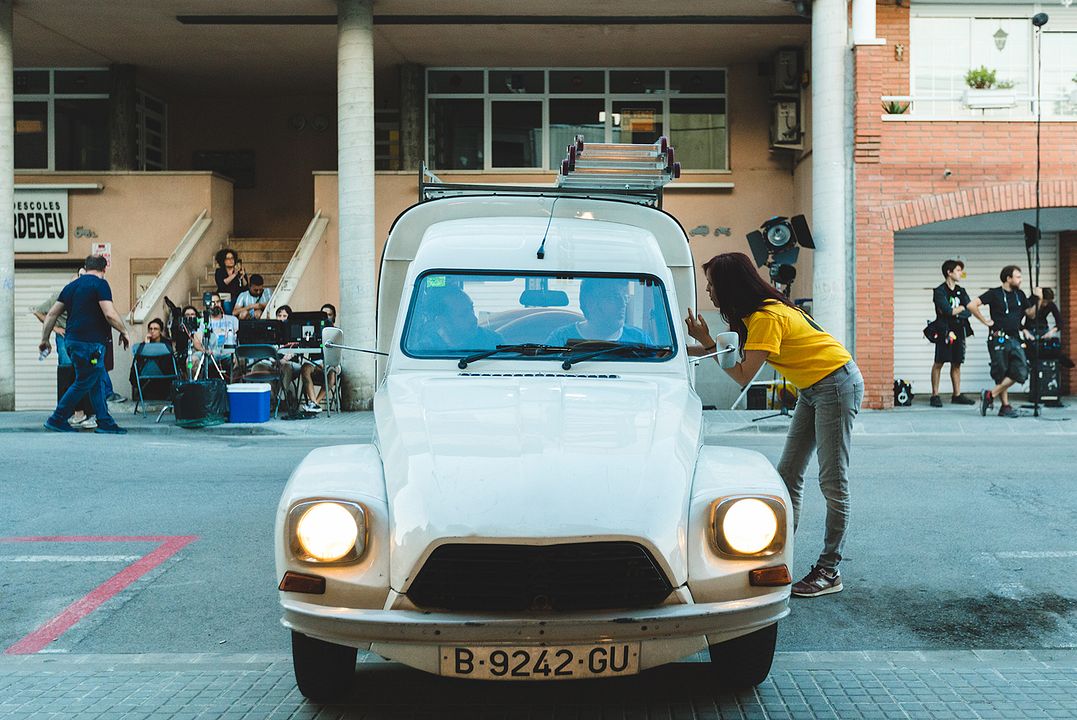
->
<box><xmin>281</xmin><ymin>589</ymin><xmax>789</xmax><ymax>648</ymax></box>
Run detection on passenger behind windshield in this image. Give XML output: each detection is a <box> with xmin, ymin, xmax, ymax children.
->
<box><xmin>545</xmin><ymin>278</ymin><xmax>650</xmax><ymax>346</ymax></box>
<box><xmin>411</xmin><ymin>285</ymin><xmax>502</xmax><ymax>352</ymax></box>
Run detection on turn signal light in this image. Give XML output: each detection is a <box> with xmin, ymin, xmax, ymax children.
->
<box><xmin>749</xmin><ymin>565</ymin><xmax>792</xmax><ymax>587</ymax></box>
<box><xmin>279</xmin><ymin>571</ymin><xmax>326</xmax><ymax>594</ymax></box>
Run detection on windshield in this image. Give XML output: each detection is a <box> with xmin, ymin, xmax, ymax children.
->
<box><xmin>402</xmin><ymin>272</ymin><xmax>676</xmax><ymax>362</ymax></box>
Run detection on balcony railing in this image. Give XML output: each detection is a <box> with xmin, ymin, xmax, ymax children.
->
<box><xmin>880</xmin><ymin>93</ymin><xmax>1077</xmax><ymax>121</ymax></box>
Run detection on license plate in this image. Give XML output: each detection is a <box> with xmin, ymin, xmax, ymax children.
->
<box><xmin>440</xmin><ymin>642</ymin><xmax>640</xmax><ymax>680</ymax></box>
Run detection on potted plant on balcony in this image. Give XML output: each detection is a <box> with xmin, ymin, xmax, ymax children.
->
<box><xmin>881</xmin><ymin>99</ymin><xmax>910</xmax><ymax>115</ymax></box>
<box><xmin>962</xmin><ymin>66</ymin><xmax>1016</xmax><ymax>109</ymax></box>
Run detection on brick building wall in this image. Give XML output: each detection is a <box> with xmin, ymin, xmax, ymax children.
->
<box><xmin>853</xmin><ymin>2</ymin><xmax>1077</xmax><ymax>408</ymax></box>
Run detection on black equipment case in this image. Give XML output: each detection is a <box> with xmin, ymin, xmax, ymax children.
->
<box><xmin>172</xmin><ymin>379</ymin><xmax>229</xmax><ymax>428</ymax></box>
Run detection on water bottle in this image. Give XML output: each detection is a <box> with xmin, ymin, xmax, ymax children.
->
<box><xmin>38</xmin><ymin>346</ymin><xmax>51</xmax><ymax>361</ymax></box>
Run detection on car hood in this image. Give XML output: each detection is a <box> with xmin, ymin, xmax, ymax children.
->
<box><xmin>374</xmin><ymin>372</ymin><xmax>702</xmax><ymax>591</ymax></box>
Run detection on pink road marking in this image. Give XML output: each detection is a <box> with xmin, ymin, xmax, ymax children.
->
<box><xmin>2</xmin><ymin>535</ymin><xmax>198</xmax><ymax>655</ymax></box>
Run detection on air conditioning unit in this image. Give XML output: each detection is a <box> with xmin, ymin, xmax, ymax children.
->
<box><xmin>770</xmin><ymin>99</ymin><xmax>802</xmax><ymax>148</ymax></box>
<box><xmin>772</xmin><ymin>49</ymin><xmax>801</xmax><ymax>94</ymax></box>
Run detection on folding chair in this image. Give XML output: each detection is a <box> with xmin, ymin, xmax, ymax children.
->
<box><xmin>131</xmin><ymin>342</ymin><xmax>180</xmax><ymax>420</ymax></box>
<box><xmin>321</xmin><ymin>327</ymin><xmax>344</xmax><ymax>416</ymax></box>
<box><xmin>233</xmin><ymin>344</ymin><xmax>285</xmax><ymax>418</ymax></box>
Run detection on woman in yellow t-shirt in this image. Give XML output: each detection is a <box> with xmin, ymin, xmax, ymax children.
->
<box><xmin>685</xmin><ymin>252</ymin><xmax>864</xmax><ymax>599</ymax></box>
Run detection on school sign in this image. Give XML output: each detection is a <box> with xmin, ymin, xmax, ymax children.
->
<box><xmin>14</xmin><ymin>188</ymin><xmax>68</xmax><ymax>252</ymax></box>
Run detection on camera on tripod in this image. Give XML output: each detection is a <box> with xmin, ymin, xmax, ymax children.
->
<box><xmin>745</xmin><ymin>215</ymin><xmax>815</xmax><ymax>290</ymax></box>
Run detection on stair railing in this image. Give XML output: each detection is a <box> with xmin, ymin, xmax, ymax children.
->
<box><xmin>130</xmin><ymin>210</ymin><xmax>214</xmax><ymax>325</ymax></box>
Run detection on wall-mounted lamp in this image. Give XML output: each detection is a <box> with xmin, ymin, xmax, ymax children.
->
<box><xmin>994</xmin><ymin>27</ymin><xmax>1008</xmax><ymax>51</ymax></box>
<box><xmin>894</xmin><ymin>43</ymin><xmax>905</xmax><ymax>61</ymax></box>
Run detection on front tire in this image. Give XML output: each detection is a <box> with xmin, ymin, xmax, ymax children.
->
<box><xmin>291</xmin><ymin>630</ymin><xmax>358</xmax><ymax>702</ymax></box>
<box><xmin>707</xmin><ymin>622</ymin><xmax>777</xmax><ymax>688</ymax></box>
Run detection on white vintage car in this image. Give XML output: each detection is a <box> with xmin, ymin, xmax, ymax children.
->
<box><xmin>275</xmin><ymin>189</ymin><xmax>793</xmax><ymax>702</ymax></box>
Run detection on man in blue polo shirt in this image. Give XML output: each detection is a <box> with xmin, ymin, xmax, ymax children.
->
<box><xmin>38</xmin><ymin>255</ymin><xmax>131</xmax><ymax>434</ymax></box>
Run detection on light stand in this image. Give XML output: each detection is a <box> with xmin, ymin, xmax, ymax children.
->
<box><xmin>1023</xmin><ymin>12</ymin><xmax>1048</xmax><ymax>418</ymax></box>
<box><xmin>732</xmin><ymin>214</ymin><xmax>816</xmax><ymax>418</ymax></box>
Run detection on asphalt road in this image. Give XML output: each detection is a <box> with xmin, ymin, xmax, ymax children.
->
<box><xmin>2</xmin><ymin>431</ymin><xmax>1075</xmax><ymax>658</ymax></box>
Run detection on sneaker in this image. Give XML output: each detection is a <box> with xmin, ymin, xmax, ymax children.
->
<box><xmin>303</xmin><ymin>401</ymin><xmax>323</xmax><ymax>413</ymax></box>
<box><xmin>929</xmin><ymin>395</ymin><xmax>943</xmax><ymax>408</ymax></box>
<box><xmin>68</xmin><ymin>414</ymin><xmax>87</xmax><ymax>425</ymax></box>
<box><xmin>998</xmin><ymin>404</ymin><xmax>1019</xmax><ymax>418</ymax></box>
<box><xmin>44</xmin><ymin>418</ymin><xmax>78</xmax><ymax>433</ymax></box>
<box><xmin>979</xmin><ymin>389</ymin><xmax>993</xmax><ymax>417</ymax></box>
<box><xmin>94</xmin><ymin>424</ymin><xmax>128</xmax><ymax>435</ymax></box>
<box><xmin>951</xmin><ymin>394</ymin><xmax>975</xmax><ymax>405</ymax></box>
<box><xmin>77</xmin><ymin>417</ymin><xmax>98</xmax><ymax>430</ymax></box>
<box><xmin>106</xmin><ymin>393</ymin><xmax>127</xmax><ymax>403</ymax></box>
<box><xmin>791</xmin><ymin>565</ymin><xmax>843</xmax><ymax>598</ymax></box>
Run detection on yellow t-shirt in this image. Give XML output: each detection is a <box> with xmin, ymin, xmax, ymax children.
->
<box><xmin>743</xmin><ymin>300</ymin><xmax>851</xmax><ymax>389</ymax></box>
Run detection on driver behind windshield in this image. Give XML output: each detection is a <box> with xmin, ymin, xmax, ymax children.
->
<box><xmin>412</xmin><ymin>285</ymin><xmax>502</xmax><ymax>352</ymax></box>
<box><xmin>545</xmin><ymin>278</ymin><xmax>649</xmax><ymax>345</ymax></box>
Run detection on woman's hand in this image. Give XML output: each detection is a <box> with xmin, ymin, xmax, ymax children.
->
<box><xmin>684</xmin><ymin>308</ymin><xmax>713</xmax><ymax>347</ymax></box>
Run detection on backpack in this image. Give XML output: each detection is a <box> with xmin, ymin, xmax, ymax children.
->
<box><xmin>893</xmin><ymin>379</ymin><xmax>913</xmax><ymax>407</ymax></box>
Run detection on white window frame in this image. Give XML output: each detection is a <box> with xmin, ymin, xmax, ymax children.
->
<box><xmin>425</xmin><ymin>68</ymin><xmax>729</xmax><ymax>172</ymax></box>
<box><xmin>14</xmin><ymin>67</ymin><xmax>110</xmax><ymax>170</ymax></box>
<box><xmin>908</xmin><ymin>5</ymin><xmax>1077</xmax><ymax>121</ymax></box>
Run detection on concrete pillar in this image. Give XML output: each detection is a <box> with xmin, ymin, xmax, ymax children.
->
<box><xmin>108</xmin><ymin>63</ymin><xmax>137</xmax><ymax>170</ymax></box>
<box><xmin>399</xmin><ymin>63</ymin><xmax>424</xmax><ymax>171</ymax></box>
<box><xmin>851</xmin><ymin>0</ymin><xmax>880</xmax><ymax>46</ymax></box>
<box><xmin>811</xmin><ymin>0</ymin><xmax>850</xmax><ymax>346</ymax></box>
<box><xmin>0</xmin><ymin>0</ymin><xmax>13</xmax><ymax>410</ymax></box>
<box><xmin>337</xmin><ymin>0</ymin><xmax>376</xmax><ymax>409</ymax></box>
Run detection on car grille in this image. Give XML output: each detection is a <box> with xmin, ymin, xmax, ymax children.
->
<box><xmin>407</xmin><ymin>541</ymin><xmax>673</xmax><ymax>612</ymax></box>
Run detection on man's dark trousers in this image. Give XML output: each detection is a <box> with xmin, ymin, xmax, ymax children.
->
<box><xmin>48</xmin><ymin>339</ymin><xmax>116</xmax><ymax>427</ymax></box>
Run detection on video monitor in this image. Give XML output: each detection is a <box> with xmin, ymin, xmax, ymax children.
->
<box><xmin>286</xmin><ymin>311</ymin><xmax>330</xmax><ymax>345</ymax></box>
<box><xmin>238</xmin><ymin>319</ymin><xmax>285</xmax><ymax>346</ymax></box>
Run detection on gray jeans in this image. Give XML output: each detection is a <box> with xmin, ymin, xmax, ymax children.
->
<box><xmin>777</xmin><ymin>360</ymin><xmax>864</xmax><ymax>571</ymax></box>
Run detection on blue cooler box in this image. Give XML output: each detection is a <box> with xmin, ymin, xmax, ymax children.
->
<box><xmin>227</xmin><ymin>383</ymin><xmax>272</xmax><ymax>423</ymax></box>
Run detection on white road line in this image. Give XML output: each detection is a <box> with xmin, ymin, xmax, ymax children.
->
<box><xmin>0</xmin><ymin>555</ymin><xmax>140</xmax><ymax>563</ymax></box>
<box><xmin>994</xmin><ymin>551</ymin><xmax>1077</xmax><ymax>559</ymax></box>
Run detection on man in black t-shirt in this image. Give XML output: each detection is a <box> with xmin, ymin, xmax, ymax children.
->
<box><xmin>38</xmin><ymin>255</ymin><xmax>132</xmax><ymax>434</ymax></box>
<box><xmin>929</xmin><ymin>259</ymin><xmax>975</xmax><ymax>407</ymax></box>
<box><xmin>966</xmin><ymin>265</ymin><xmax>1037</xmax><ymax>418</ymax></box>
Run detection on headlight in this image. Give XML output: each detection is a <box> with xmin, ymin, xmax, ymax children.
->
<box><xmin>710</xmin><ymin>496</ymin><xmax>785</xmax><ymax>557</ymax></box>
<box><xmin>288</xmin><ymin>501</ymin><xmax>367</xmax><ymax>564</ymax></box>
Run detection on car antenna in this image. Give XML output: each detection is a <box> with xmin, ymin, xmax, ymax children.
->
<box><xmin>536</xmin><ymin>196</ymin><xmax>559</xmax><ymax>260</ymax></box>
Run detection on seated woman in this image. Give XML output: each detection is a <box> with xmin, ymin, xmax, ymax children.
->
<box><xmin>129</xmin><ymin>318</ymin><xmax>175</xmax><ymax>400</ymax></box>
<box><xmin>273</xmin><ymin>305</ymin><xmax>305</xmax><ymax>413</ymax></box>
<box><xmin>546</xmin><ymin>278</ymin><xmax>649</xmax><ymax>346</ymax></box>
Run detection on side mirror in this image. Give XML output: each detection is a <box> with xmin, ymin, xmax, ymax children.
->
<box><xmin>690</xmin><ymin>331</ymin><xmax>739</xmax><ymax>368</ymax></box>
<box><xmin>714</xmin><ymin>332</ymin><xmax>738</xmax><ymax>369</ymax></box>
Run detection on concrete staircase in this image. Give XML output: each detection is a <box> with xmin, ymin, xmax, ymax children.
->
<box><xmin>190</xmin><ymin>237</ymin><xmax>299</xmax><ymax>308</ymax></box>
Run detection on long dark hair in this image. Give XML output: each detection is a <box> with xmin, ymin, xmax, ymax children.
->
<box><xmin>702</xmin><ymin>252</ymin><xmax>797</xmax><ymax>347</ymax></box>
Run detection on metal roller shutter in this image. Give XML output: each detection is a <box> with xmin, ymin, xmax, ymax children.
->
<box><xmin>893</xmin><ymin>233</ymin><xmax>1058</xmax><ymax>396</ymax></box>
<box><xmin>14</xmin><ymin>269</ymin><xmax>74</xmax><ymax>410</ymax></box>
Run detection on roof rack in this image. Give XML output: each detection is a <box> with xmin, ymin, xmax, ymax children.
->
<box><xmin>418</xmin><ymin>136</ymin><xmax>680</xmax><ymax>209</ymax></box>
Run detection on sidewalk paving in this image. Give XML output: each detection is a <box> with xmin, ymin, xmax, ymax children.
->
<box><xmin>0</xmin><ymin>649</ymin><xmax>1073</xmax><ymax>719</ymax></box>
<box><xmin>2</xmin><ymin>396</ymin><xmax>1074</xmax><ymax>439</ymax></box>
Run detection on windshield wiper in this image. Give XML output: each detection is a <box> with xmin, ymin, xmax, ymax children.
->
<box><xmin>560</xmin><ymin>342</ymin><xmax>673</xmax><ymax>370</ymax></box>
<box><xmin>457</xmin><ymin>343</ymin><xmax>571</xmax><ymax>369</ymax></box>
